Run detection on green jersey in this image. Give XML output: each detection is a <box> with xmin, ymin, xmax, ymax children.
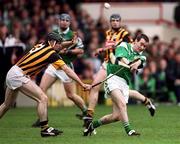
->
<box><xmin>54</xmin><ymin>27</ymin><xmax>74</xmax><ymax>41</ymax></box>
<box><xmin>53</xmin><ymin>27</ymin><xmax>84</xmax><ymax>65</ymax></box>
<box><xmin>107</xmin><ymin>42</ymin><xmax>146</xmax><ymax>85</ymax></box>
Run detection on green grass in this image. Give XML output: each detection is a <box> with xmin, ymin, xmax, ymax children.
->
<box><xmin>0</xmin><ymin>105</ymin><xmax>180</xmax><ymax>144</ymax></box>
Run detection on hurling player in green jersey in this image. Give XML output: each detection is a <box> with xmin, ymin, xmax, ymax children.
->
<box><xmin>32</xmin><ymin>13</ymin><xmax>87</xmax><ymax>127</ymax></box>
<box><xmin>84</xmin><ymin>34</ymin><xmax>154</xmax><ymax>136</ymax></box>
<box><xmin>84</xmin><ymin>15</ymin><xmax>155</xmax><ymax>130</ymax></box>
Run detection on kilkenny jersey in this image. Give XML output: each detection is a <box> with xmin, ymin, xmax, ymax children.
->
<box><xmin>16</xmin><ymin>43</ymin><xmax>65</xmax><ymax>76</ymax></box>
<box><xmin>104</xmin><ymin>27</ymin><xmax>132</xmax><ymax>61</ymax></box>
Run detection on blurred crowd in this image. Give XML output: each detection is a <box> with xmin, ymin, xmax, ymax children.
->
<box><xmin>0</xmin><ymin>0</ymin><xmax>179</xmax><ymax>105</ymax></box>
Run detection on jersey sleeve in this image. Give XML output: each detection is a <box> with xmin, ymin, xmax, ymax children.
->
<box><xmin>105</xmin><ymin>29</ymin><xmax>111</xmax><ymax>40</ymax></box>
<box><xmin>140</xmin><ymin>55</ymin><xmax>146</xmax><ymax>62</ymax></box>
<box><xmin>139</xmin><ymin>55</ymin><xmax>146</xmax><ymax>68</ymax></box>
<box><xmin>76</xmin><ymin>37</ymin><xmax>84</xmax><ymax>49</ymax></box>
<box><xmin>47</xmin><ymin>52</ymin><xmax>65</xmax><ymax>69</ymax></box>
<box><xmin>115</xmin><ymin>42</ymin><xmax>129</xmax><ymax>58</ymax></box>
<box><xmin>115</xmin><ymin>29</ymin><xmax>132</xmax><ymax>46</ymax></box>
<box><xmin>122</xmin><ymin>33</ymin><xmax>133</xmax><ymax>43</ymax></box>
<box><xmin>52</xmin><ymin>59</ymin><xmax>65</xmax><ymax>69</ymax></box>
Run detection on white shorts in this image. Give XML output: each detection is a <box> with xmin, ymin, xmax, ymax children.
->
<box><xmin>6</xmin><ymin>65</ymin><xmax>30</xmax><ymax>90</ymax></box>
<box><xmin>104</xmin><ymin>74</ymin><xmax>129</xmax><ymax>103</ymax></box>
<box><xmin>101</xmin><ymin>61</ymin><xmax>107</xmax><ymax>70</ymax></box>
<box><xmin>45</xmin><ymin>64</ymin><xmax>72</xmax><ymax>83</ymax></box>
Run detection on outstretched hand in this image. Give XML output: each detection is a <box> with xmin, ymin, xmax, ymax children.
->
<box><xmin>82</xmin><ymin>84</ymin><xmax>92</xmax><ymax>91</ymax></box>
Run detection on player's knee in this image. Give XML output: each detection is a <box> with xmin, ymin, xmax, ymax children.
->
<box><xmin>90</xmin><ymin>87</ymin><xmax>99</xmax><ymax>99</ymax></box>
<box><xmin>40</xmin><ymin>85</ymin><xmax>47</xmax><ymax>92</ymax></box>
<box><xmin>112</xmin><ymin>113</ymin><xmax>120</xmax><ymax>121</ymax></box>
<box><xmin>66</xmin><ymin>92</ymin><xmax>74</xmax><ymax>100</ymax></box>
<box><xmin>119</xmin><ymin>101</ymin><xmax>127</xmax><ymax>111</ymax></box>
<box><xmin>3</xmin><ymin>102</ymin><xmax>11</xmax><ymax>110</ymax></box>
<box><xmin>116</xmin><ymin>114</ymin><xmax>122</xmax><ymax>121</ymax></box>
<box><xmin>133</xmin><ymin>90</ymin><xmax>140</xmax><ymax>95</ymax></box>
<box><xmin>93</xmin><ymin>96</ymin><xmax>98</xmax><ymax>103</ymax></box>
<box><xmin>39</xmin><ymin>93</ymin><xmax>48</xmax><ymax>103</ymax></box>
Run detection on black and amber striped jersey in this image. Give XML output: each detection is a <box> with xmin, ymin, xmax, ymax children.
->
<box><xmin>104</xmin><ymin>27</ymin><xmax>132</xmax><ymax>61</ymax></box>
<box><xmin>16</xmin><ymin>43</ymin><xmax>65</xmax><ymax>76</ymax></box>
<box><xmin>105</xmin><ymin>27</ymin><xmax>132</xmax><ymax>45</ymax></box>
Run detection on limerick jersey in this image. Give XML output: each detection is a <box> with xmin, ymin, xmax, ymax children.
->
<box><xmin>104</xmin><ymin>27</ymin><xmax>132</xmax><ymax>61</ymax></box>
<box><xmin>54</xmin><ymin>27</ymin><xmax>84</xmax><ymax>65</ymax></box>
<box><xmin>55</xmin><ymin>27</ymin><xmax>74</xmax><ymax>41</ymax></box>
<box><xmin>16</xmin><ymin>43</ymin><xmax>65</xmax><ymax>77</ymax></box>
<box><xmin>107</xmin><ymin>42</ymin><xmax>146</xmax><ymax>85</ymax></box>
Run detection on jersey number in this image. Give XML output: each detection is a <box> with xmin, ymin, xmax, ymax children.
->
<box><xmin>29</xmin><ymin>43</ymin><xmax>45</xmax><ymax>54</ymax></box>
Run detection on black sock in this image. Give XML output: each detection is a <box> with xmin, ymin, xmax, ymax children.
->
<box><xmin>40</xmin><ymin>120</ymin><xmax>49</xmax><ymax>130</ymax></box>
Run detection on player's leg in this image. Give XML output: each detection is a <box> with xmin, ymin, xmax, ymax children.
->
<box><xmin>53</xmin><ymin>67</ymin><xmax>87</xmax><ymax>118</ymax></box>
<box><xmin>0</xmin><ymin>87</ymin><xmax>18</xmax><ymax>118</ymax></box>
<box><xmin>83</xmin><ymin>67</ymin><xmax>107</xmax><ymax>127</ymax></box>
<box><xmin>86</xmin><ymin>67</ymin><xmax>107</xmax><ymax>117</ymax></box>
<box><xmin>32</xmin><ymin>72</ymin><xmax>57</xmax><ymax>127</ymax></box>
<box><xmin>88</xmin><ymin>101</ymin><xmax>121</xmax><ymax>127</ymax></box>
<box><xmin>84</xmin><ymin>89</ymin><xmax>139</xmax><ymax>136</ymax></box>
<box><xmin>19</xmin><ymin>80</ymin><xmax>62</xmax><ymax>137</ymax></box>
<box><xmin>63</xmin><ymin>81</ymin><xmax>87</xmax><ymax>115</ymax></box>
<box><xmin>111</xmin><ymin>89</ymin><xmax>140</xmax><ymax>136</ymax></box>
<box><xmin>20</xmin><ymin>81</ymin><xmax>48</xmax><ymax>121</ymax></box>
<box><xmin>84</xmin><ymin>87</ymin><xmax>128</xmax><ymax>136</ymax></box>
<box><xmin>40</xmin><ymin>71</ymin><xmax>57</xmax><ymax>92</ymax></box>
<box><xmin>129</xmin><ymin>89</ymin><xmax>156</xmax><ymax>116</ymax></box>
<box><xmin>111</xmin><ymin>89</ymin><xmax>129</xmax><ymax>123</ymax></box>
<box><xmin>83</xmin><ymin>104</ymin><xmax>120</xmax><ymax>136</ymax></box>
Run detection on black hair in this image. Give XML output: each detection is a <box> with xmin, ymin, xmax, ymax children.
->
<box><xmin>136</xmin><ymin>34</ymin><xmax>149</xmax><ymax>43</ymax></box>
<box><xmin>45</xmin><ymin>32</ymin><xmax>63</xmax><ymax>43</ymax></box>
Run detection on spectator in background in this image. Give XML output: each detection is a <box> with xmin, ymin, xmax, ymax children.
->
<box><xmin>152</xmin><ymin>35</ymin><xmax>160</xmax><ymax>46</ymax></box>
<box><xmin>87</xmin><ymin>44</ymin><xmax>102</xmax><ymax>74</ymax></box>
<box><xmin>156</xmin><ymin>59</ymin><xmax>168</xmax><ymax>102</ymax></box>
<box><xmin>138</xmin><ymin>67</ymin><xmax>156</xmax><ymax>99</ymax></box>
<box><xmin>0</xmin><ymin>23</ymin><xmax>8</xmax><ymax>104</ymax></box>
<box><xmin>133</xmin><ymin>29</ymin><xmax>143</xmax><ymax>40</ymax></box>
<box><xmin>174</xmin><ymin>3</ymin><xmax>180</xmax><ymax>28</ymax></box>
<box><xmin>165</xmin><ymin>48</ymin><xmax>177</xmax><ymax>102</ymax></box>
<box><xmin>174</xmin><ymin>51</ymin><xmax>180</xmax><ymax>105</ymax></box>
<box><xmin>170</xmin><ymin>37</ymin><xmax>180</xmax><ymax>52</ymax></box>
<box><xmin>81</xmin><ymin>58</ymin><xmax>94</xmax><ymax>79</ymax></box>
<box><xmin>74</xmin><ymin>57</ymin><xmax>87</xmax><ymax>78</ymax></box>
<box><xmin>149</xmin><ymin>61</ymin><xmax>157</xmax><ymax>79</ymax></box>
<box><xmin>148</xmin><ymin>45</ymin><xmax>159</xmax><ymax>62</ymax></box>
<box><xmin>158</xmin><ymin>42</ymin><xmax>168</xmax><ymax>58</ymax></box>
<box><xmin>0</xmin><ymin>22</ymin><xmax>25</xmax><ymax>104</ymax></box>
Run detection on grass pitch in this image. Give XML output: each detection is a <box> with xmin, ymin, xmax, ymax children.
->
<box><xmin>0</xmin><ymin>104</ymin><xmax>180</xmax><ymax>144</ymax></box>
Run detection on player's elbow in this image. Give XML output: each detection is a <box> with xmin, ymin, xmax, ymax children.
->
<box><xmin>61</xmin><ymin>64</ymin><xmax>68</xmax><ymax>72</ymax></box>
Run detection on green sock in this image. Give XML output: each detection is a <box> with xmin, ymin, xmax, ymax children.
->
<box><xmin>122</xmin><ymin>121</ymin><xmax>132</xmax><ymax>134</ymax></box>
<box><xmin>93</xmin><ymin>120</ymin><xmax>102</xmax><ymax>128</ymax></box>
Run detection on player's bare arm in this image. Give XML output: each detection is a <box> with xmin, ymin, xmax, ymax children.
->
<box><xmin>60</xmin><ymin>64</ymin><xmax>91</xmax><ymax>90</ymax></box>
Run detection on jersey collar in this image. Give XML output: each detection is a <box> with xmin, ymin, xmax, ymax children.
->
<box><xmin>60</xmin><ymin>27</ymin><xmax>70</xmax><ymax>34</ymax></box>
